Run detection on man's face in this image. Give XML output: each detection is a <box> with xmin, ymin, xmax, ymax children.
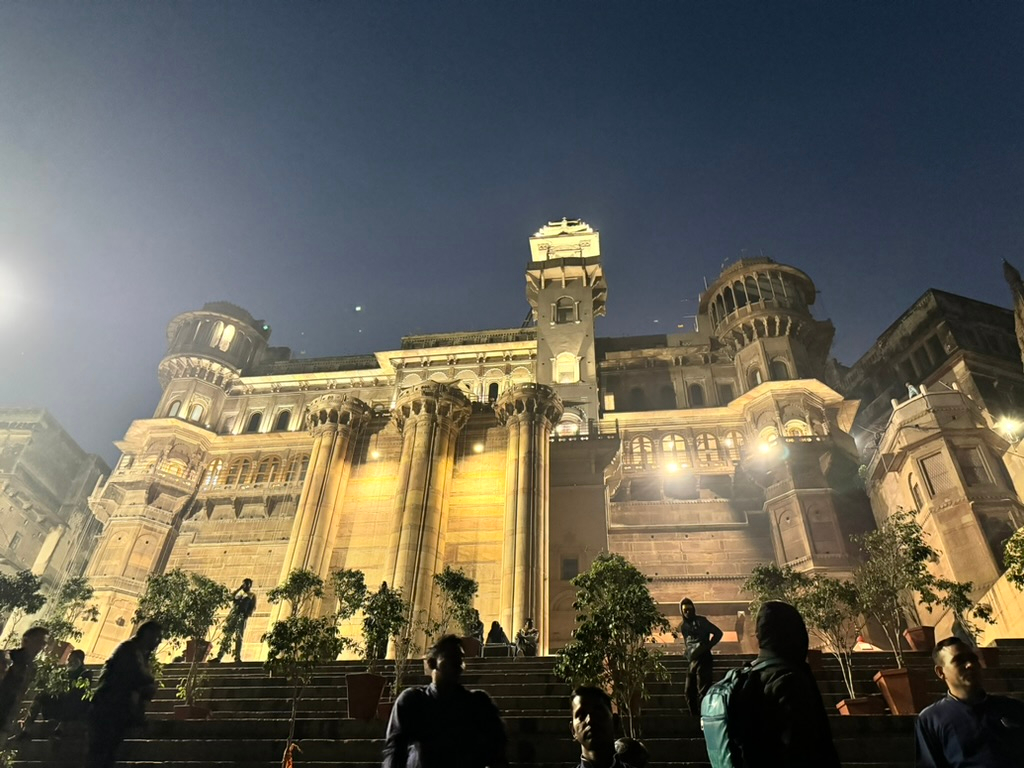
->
<box><xmin>935</xmin><ymin>643</ymin><xmax>983</xmax><ymax>696</ymax></box>
<box><xmin>140</xmin><ymin>629</ymin><xmax>163</xmax><ymax>654</ymax></box>
<box><xmin>432</xmin><ymin>643</ymin><xmax>465</xmax><ymax>684</ymax></box>
<box><xmin>242</xmin><ymin>579</ymin><xmax>253</xmax><ymax>591</ymax></box>
<box><xmin>23</xmin><ymin>632</ymin><xmax>48</xmax><ymax>659</ymax></box>
<box><xmin>571</xmin><ymin>694</ymin><xmax>614</xmax><ymax>752</ymax></box>
<box><xmin>681</xmin><ymin>602</ymin><xmax>695</xmax><ymax>620</ymax></box>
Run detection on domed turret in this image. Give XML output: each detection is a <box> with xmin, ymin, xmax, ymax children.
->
<box><xmin>699</xmin><ymin>258</ymin><xmax>834</xmax><ymax>390</ymax></box>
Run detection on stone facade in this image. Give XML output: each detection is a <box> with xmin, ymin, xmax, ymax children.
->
<box><xmin>0</xmin><ymin>409</ymin><xmax>108</xmax><ymax>637</ymax></box>
<box><xmin>76</xmin><ymin>221</ymin><xmax>1024</xmax><ymax>661</ymax></box>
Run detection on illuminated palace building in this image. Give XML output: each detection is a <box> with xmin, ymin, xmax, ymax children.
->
<box><xmin>80</xmin><ymin>219</ymin><xmax>1024</xmax><ymax>659</ymax></box>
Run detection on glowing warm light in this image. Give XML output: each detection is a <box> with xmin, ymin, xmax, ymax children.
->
<box><xmin>999</xmin><ymin>418</ymin><xmax>1022</xmax><ymax>436</ymax></box>
<box><xmin>724</xmin><ymin>438</ymin><xmax>734</xmax><ymax>448</ymax></box>
<box><xmin>758</xmin><ymin>442</ymin><xmax>772</xmax><ymax>454</ymax></box>
<box><xmin>665</xmin><ymin>462</ymin><xmax>679</xmax><ymax>473</ymax></box>
<box><xmin>473</xmin><ymin>442</ymin><xmax>484</xmax><ymax>453</ymax></box>
<box><xmin>370</xmin><ymin>450</ymin><xmax>381</xmax><ymax>460</ymax></box>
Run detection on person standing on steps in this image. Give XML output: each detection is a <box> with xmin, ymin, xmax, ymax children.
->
<box><xmin>382</xmin><ymin>634</ymin><xmax>507</xmax><ymax>768</ymax></box>
<box><xmin>679</xmin><ymin>597</ymin><xmax>722</xmax><ymax>717</ymax></box>
<box><xmin>87</xmin><ymin>620</ymin><xmax>163</xmax><ymax>768</ymax></box>
<box><xmin>0</xmin><ymin>626</ymin><xmax>49</xmax><ymax>738</ymax></box>
<box><xmin>211</xmin><ymin>578</ymin><xmax>256</xmax><ymax>663</ymax></box>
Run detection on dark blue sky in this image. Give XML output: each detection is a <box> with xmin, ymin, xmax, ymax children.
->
<box><xmin>2</xmin><ymin>2</ymin><xmax>1022</xmax><ymax>465</ymax></box>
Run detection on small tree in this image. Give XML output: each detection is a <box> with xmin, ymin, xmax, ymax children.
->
<box><xmin>853</xmin><ymin>507</ymin><xmax>939</xmax><ymax>668</ymax></box>
<box><xmin>39</xmin><ymin>576</ymin><xmax>99</xmax><ymax>645</ymax></box>
<box><xmin>329</xmin><ymin>568</ymin><xmax>368</xmax><ymax>654</ymax></box>
<box><xmin>554</xmin><ymin>552</ymin><xmax>670</xmax><ymax>738</ymax></box>
<box><xmin>741</xmin><ymin>563</ymin><xmax>810</xmax><ymax>620</ymax></box>
<box><xmin>934</xmin><ymin>578</ymin><xmax>996</xmax><ymax>645</ymax></box>
<box><xmin>268</xmin><ymin>569</ymin><xmax>324</xmax><ymax>618</ymax></box>
<box><xmin>0</xmin><ymin>570</ymin><xmax>46</xmax><ymax>643</ymax></box>
<box><xmin>133</xmin><ymin>569</ymin><xmax>231</xmax><ymax>707</ymax></box>
<box><xmin>1004</xmin><ymin>527</ymin><xmax>1024</xmax><ymax>590</ymax></box>
<box><xmin>263</xmin><ymin>612</ymin><xmax>345</xmax><ymax>765</ymax></box>
<box><xmin>800</xmin><ymin>575</ymin><xmax>862</xmax><ymax>700</ymax></box>
<box><xmin>362</xmin><ymin>583</ymin><xmax>408</xmax><ymax>675</ymax></box>
<box><xmin>432</xmin><ymin>565</ymin><xmax>478</xmax><ymax>637</ymax></box>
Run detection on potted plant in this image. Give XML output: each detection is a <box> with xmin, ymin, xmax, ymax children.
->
<box><xmin>934</xmin><ymin>578</ymin><xmax>997</xmax><ymax>665</ymax></box>
<box><xmin>37</xmin><ymin>576</ymin><xmax>99</xmax><ymax>661</ymax></box>
<box><xmin>263</xmin><ymin>568</ymin><xmax>346</xmax><ymax>767</ymax></box>
<box><xmin>0</xmin><ymin>570</ymin><xmax>46</xmax><ymax>645</ymax></box>
<box><xmin>356</xmin><ymin>581</ymin><xmax>409</xmax><ymax>721</ymax></box>
<box><xmin>134</xmin><ymin>569</ymin><xmax>231</xmax><ymax>719</ymax></box>
<box><xmin>324</xmin><ymin>568</ymin><xmax>380</xmax><ymax>721</ymax></box>
<box><xmin>740</xmin><ymin>563</ymin><xmax>820</xmax><ymax>668</ymax></box>
<box><xmin>432</xmin><ymin>565</ymin><xmax>480</xmax><ymax>653</ymax></box>
<box><xmin>799</xmin><ymin>575</ymin><xmax>879</xmax><ymax>715</ymax></box>
<box><xmin>554</xmin><ymin>552</ymin><xmax>670</xmax><ymax>738</ymax></box>
<box><xmin>853</xmin><ymin>507</ymin><xmax>939</xmax><ymax>714</ymax></box>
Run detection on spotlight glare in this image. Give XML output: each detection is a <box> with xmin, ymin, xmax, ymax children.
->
<box><xmin>370</xmin><ymin>450</ymin><xmax>381</xmax><ymax>460</ymax></box>
<box><xmin>473</xmin><ymin>442</ymin><xmax>484</xmax><ymax>453</ymax></box>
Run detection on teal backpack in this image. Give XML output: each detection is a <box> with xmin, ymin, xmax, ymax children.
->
<box><xmin>700</xmin><ymin>658</ymin><xmax>789</xmax><ymax>768</ymax></box>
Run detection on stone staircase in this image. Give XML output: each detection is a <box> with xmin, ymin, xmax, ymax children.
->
<box><xmin>11</xmin><ymin>647</ymin><xmax>1024</xmax><ymax>767</ymax></box>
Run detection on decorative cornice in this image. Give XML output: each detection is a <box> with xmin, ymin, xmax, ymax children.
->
<box><xmin>494</xmin><ymin>382</ymin><xmax>564</xmax><ymax>428</ymax></box>
<box><xmin>391</xmin><ymin>383</ymin><xmax>472</xmax><ymax>432</ymax></box>
<box><xmin>305</xmin><ymin>395</ymin><xmax>372</xmax><ymax>436</ymax></box>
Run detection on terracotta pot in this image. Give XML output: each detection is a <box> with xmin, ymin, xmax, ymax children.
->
<box><xmin>376</xmin><ymin>700</ymin><xmax>394</xmax><ymax>722</ymax></box>
<box><xmin>173</xmin><ymin>704</ymin><xmax>211</xmax><ymax>720</ymax></box>
<box><xmin>460</xmin><ymin>637</ymin><xmax>482</xmax><ymax>658</ymax></box>
<box><xmin>836</xmin><ymin>696</ymin><xmax>886</xmax><ymax>715</ymax></box>
<box><xmin>805</xmin><ymin>649</ymin><xmax>823</xmax><ymax>673</ymax></box>
<box><xmin>903</xmin><ymin>626</ymin><xmax>936</xmax><ymax>653</ymax></box>
<box><xmin>873</xmin><ymin>668</ymin><xmax>927</xmax><ymax>715</ymax></box>
<box><xmin>184</xmin><ymin>639</ymin><xmax>211</xmax><ymax>663</ymax></box>
<box><xmin>346</xmin><ymin>672</ymin><xmax>386</xmax><ymax>720</ymax></box>
<box><xmin>978</xmin><ymin>646</ymin><xmax>1000</xmax><ymax>668</ymax></box>
<box><xmin>49</xmin><ymin>640</ymin><xmax>74</xmax><ymax>664</ymax></box>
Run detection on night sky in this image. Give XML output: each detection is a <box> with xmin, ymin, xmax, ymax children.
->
<box><xmin>1</xmin><ymin>2</ymin><xmax>1022</xmax><ymax>466</ymax></box>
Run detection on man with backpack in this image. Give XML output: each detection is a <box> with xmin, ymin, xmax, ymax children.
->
<box><xmin>679</xmin><ymin>597</ymin><xmax>723</xmax><ymax>717</ymax></box>
<box><xmin>701</xmin><ymin>601</ymin><xmax>840</xmax><ymax>767</ymax></box>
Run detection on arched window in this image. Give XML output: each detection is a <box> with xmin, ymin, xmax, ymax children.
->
<box><xmin>661</xmin><ymin>434</ymin><xmax>689</xmax><ymax>468</ymax></box>
<box><xmin>695</xmin><ymin>433</ymin><xmax>720</xmax><ymax>465</ymax></box>
<box><xmin>202</xmin><ymin>459</ymin><xmax>223</xmax><ymax>488</ymax></box>
<box><xmin>724</xmin><ymin>430</ymin><xmax>745</xmax><ymax>461</ymax></box>
<box><xmin>188</xmin><ymin>403</ymin><xmax>205</xmax><ymax>423</ymax></box>
<box><xmin>209</xmin><ymin>320</ymin><xmax>225</xmax><ymax>348</ymax></box>
<box><xmin>759</xmin><ymin>426</ymin><xmax>780</xmax><ymax>443</ymax></box>
<box><xmin>724</xmin><ymin>286</ymin><xmax>736</xmax><ymax>313</ymax></box>
<box><xmin>748</xmin><ymin>367</ymin><xmax>763</xmax><ymax>388</ymax></box>
<box><xmin>286</xmin><ymin>455</ymin><xmax>309</xmax><ymax>483</ymax></box>
<box><xmin>167</xmin><ymin>400</ymin><xmax>182</xmax><ymax>418</ymax></box>
<box><xmin>757</xmin><ymin>273</ymin><xmax>774</xmax><ymax>301</ymax></box>
<box><xmin>627</xmin><ymin>436</ymin><xmax>655</xmax><ymax>469</ymax></box>
<box><xmin>688</xmin><ymin>383</ymin><xmax>706</xmax><ymax>408</ymax></box>
<box><xmin>734</xmin><ymin>281</ymin><xmax>747</xmax><ymax>309</ymax></box>
<box><xmin>745</xmin><ymin>275</ymin><xmax>760</xmax><ymax>303</ymax></box>
<box><xmin>274</xmin><ymin>411</ymin><xmax>291</xmax><ymax>432</ymax></box>
<box><xmin>555</xmin><ymin>414</ymin><xmax>583</xmax><ymax>437</ymax></box>
<box><xmin>784</xmin><ymin>419</ymin><xmax>811</xmax><ymax>437</ymax></box>
<box><xmin>487</xmin><ymin>382</ymin><xmax>500</xmax><ymax>402</ymax></box>
<box><xmin>225</xmin><ymin>458</ymin><xmax>252</xmax><ymax>487</ymax></box>
<box><xmin>255</xmin><ymin>458</ymin><xmax>281</xmax><ymax>485</ymax></box>
<box><xmin>555</xmin><ymin>352</ymin><xmax>580</xmax><ymax>384</ymax></box>
<box><xmin>217</xmin><ymin>324</ymin><xmax>236</xmax><ymax>352</ymax></box>
<box><xmin>161</xmin><ymin>458</ymin><xmax>188</xmax><ymax>478</ymax></box>
<box><xmin>628</xmin><ymin>387</ymin><xmax>648</xmax><ymax>411</ymax></box>
<box><xmin>716</xmin><ymin>294</ymin><xmax>726</xmax><ymax>324</ymax></box>
<box><xmin>659</xmin><ymin>385</ymin><xmax>676</xmax><ymax>409</ymax></box>
<box><xmin>770</xmin><ymin>359</ymin><xmax>790</xmax><ymax>381</ymax></box>
<box><xmin>245</xmin><ymin>412</ymin><xmax>263</xmax><ymax>434</ymax></box>
<box><xmin>909</xmin><ymin>472</ymin><xmax>924</xmax><ymax>511</ymax></box>
<box><xmin>555</xmin><ymin>297</ymin><xmax>576</xmax><ymax>324</ymax></box>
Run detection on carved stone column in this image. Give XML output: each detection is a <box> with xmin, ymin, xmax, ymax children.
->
<box><xmin>275</xmin><ymin>395</ymin><xmax>371</xmax><ymax>613</ymax></box>
<box><xmin>494</xmin><ymin>383</ymin><xmax>563</xmax><ymax>651</ymax></box>
<box><xmin>384</xmin><ymin>383</ymin><xmax>472</xmax><ymax>625</ymax></box>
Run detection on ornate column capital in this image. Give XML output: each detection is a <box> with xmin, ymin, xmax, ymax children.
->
<box><xmin>391</xmin><ymin>382</ymin><xmax>472</xmax><ymax>433</ymax></box>
<box><xmin>494</xmin><ymin>382</ymin><xmax>564</xmax><ymax>428</ymax></box>
<box><xmin>305</xmin><ymin>395</ymin><xmax>372</xmax><ymax>436</ymax></box>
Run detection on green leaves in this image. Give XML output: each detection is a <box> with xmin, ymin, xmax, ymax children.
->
<box><xmin>432</xmin><ymin>565</ymin><xmax>479</xmax><ymax>637</ymax></box>
<box><xmin>39</xmin><ymin>576</ymin><xmax>98</xmax><ymax>644</ymax></box>
<box><xmin>263</xmin><ymin>614</ymin><xmax>345</xmax><ymax>686</ymax></box>
<box><xmin>741</xmin><ymin>563</ymin><xmax>810</xmax><ymax>619</ymax></box>
<box><xmin>361</xmin><ymin>583</ymin><xmax>408</xmax><ymax>674</ymax></box>
<box><xmin>331</xmin><ymin>569</ymin><xmax>368</xmax><ymax>622</ymax></box>
<box><xmin>0</xmin><ymin>570</ymin><xmax>46</xmax><ymax>619</ymax></box>
<box><xmin>267</xmin><ymin>569</ymin><xmax>325</xmax><ymax>618</ymax></box>
<box><xmin>133</xmin><ymin>569</ymin><xmax>231</xmax><ymax>644</ymax></box>
<box><xmin>554</xmin><ymin>553</ymin><xmax>669</xmax><ymax>738</ymax></box>
<box><xmin>799</xmin><ymin>575</ymin><xmax>863</xmax><ymax>699</ymax></box>
<box><xmin>1005</xmin><ymin>528</ymin><xmax>1024</xmax><ymax>591</ymax></box>
<box><xmin>933</xmin><ymin>578</ymin><xmax>995</xmax><ymax>644</ymax></box>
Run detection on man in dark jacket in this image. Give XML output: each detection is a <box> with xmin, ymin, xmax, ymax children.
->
<box><xmin>679</xmin><ymin>597</ymin><xmax>723</xmax><ymax>716</ymax></box>
<box><xmin>0</xmin><ymin>626</ymin><xmax>49</xmax><ymax>737</ymax></box>
<box><xmin>746</xmin><ymin>601</ymin><xmax>841</xmax><ymax>767</ymax></box>
<box><xmin>211</xmin><ymin>578</ymin><xmax>256</xmax><ymax>663</ymax></box>
<box><xmin>382</xmin><ymin>634</ymin><xmax>507</xmax><ymax>768</ymax></box>
<box><xmin>87</xmin><ymin>620</ymin><xmax>162</xmax><ymax>768</ymax></box>
<box><xmin>571</xmin><ymin>686</ymin><xmax>637</xmax><ymax>768</ymax></box>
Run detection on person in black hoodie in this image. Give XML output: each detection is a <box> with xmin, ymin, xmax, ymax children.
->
<box><xmin>0</xmin><ymin>627</ymin><xmax>49</xmax><ymax>737</ymax></box>
<box><xmin>749</xmin><ymin>601</ymin><xmax>841</xmax><ymax>767</ymax></box>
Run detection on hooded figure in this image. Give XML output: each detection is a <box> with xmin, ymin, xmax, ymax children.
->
<box><xmin>749</xmin><ymin>602</ymin><xmax>841</xmax><ymax>767</ymax></box>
